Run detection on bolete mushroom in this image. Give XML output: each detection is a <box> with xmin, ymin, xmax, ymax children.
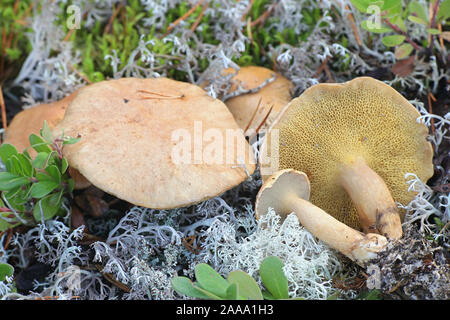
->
<box><xmin>255</xmin><ymin>169</ymin><xmax>388</xmax><ymax>266</ymax></box>
<box><xmin>2</xmin><ymin>91</ymin><xmax>91</xmax><ymax>189</ymax></box>
<box><xmin>53</xmin><ymin>77</ymin><xmax>256</xmax><ymax>209</ymax></box>
<box><xmin>260</xmin><ymin>77</ymin><xmax>433</xmax><ymax>239</ymax></box>
<box><xmin>203</xmin><ymin>66</ymin><xmax>293</xmax><ymax>135</ymax></box>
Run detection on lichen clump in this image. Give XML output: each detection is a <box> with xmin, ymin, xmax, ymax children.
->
<box><xmin>367</xmin><ymin>223</ymin><xmax>449</xmax><ymax>300</ymax></box>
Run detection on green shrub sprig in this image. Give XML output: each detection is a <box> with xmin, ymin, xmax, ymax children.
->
<box><xmin>171</xmin><ymin>256</ymin><xmax>303</xmax><ymax>300</ymax></box>
<box><xmin>0</xmin><ymin>121</ymin><xmax>79</xmax><ymax>231</ymax></box>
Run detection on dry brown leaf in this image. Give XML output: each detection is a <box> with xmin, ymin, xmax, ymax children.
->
<box><xmin>392</xmin><ymin>55</ymin><xmax>415</xmax><ymax>77</ymax></box>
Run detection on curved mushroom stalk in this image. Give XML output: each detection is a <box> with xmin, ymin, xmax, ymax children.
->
<box><xmin>338</xmin><ymin>157</ymin><xmax>402</xmax><ymax>240</ymax></box>
<box><xmin>255</xmin><ymin>169</ymin><xmax>388</xmax><ymax>266</ymax></box>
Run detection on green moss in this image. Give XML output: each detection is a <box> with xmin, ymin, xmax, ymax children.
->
<box><xmin>0</xmin><ymin>0</ymin><xmax>33</xmax><ymax>83</ymax></box>
<box><xmin>2</xmin><ymin>0</ymin><xmax>329</xmax><ymax>85</ymax></box>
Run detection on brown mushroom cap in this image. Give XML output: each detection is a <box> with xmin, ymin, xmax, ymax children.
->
<box><xmin>2</xmin><ymin>91</ymin><xmax>91</xmax><ymax>189</ymax></box>
<box><xmin>221</xmin><ymin>66</ymin><xmax>293</xmax><ymax>134</ymax></box>
<box><xmin>53</xmin><ymin>77</ymin><xmax>256</xmax><ymax>209</ymax></box>
<box><xmin>260</xmin><ymin>77</ymin><xmax>433</xmax><ymax>230</ymax></box>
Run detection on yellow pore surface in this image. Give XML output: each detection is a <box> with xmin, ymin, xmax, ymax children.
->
<box><xmin>267</xmin><ymin>77</ymin><xmax>433</xmax><ymax>230</ymax></box>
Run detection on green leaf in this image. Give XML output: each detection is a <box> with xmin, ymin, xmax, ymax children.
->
<box><xmin>361</xmin><ymin>20</ymin><xmax>391</xmax><ymax>33</ymax></box>
<box><xmin>194</xmin><ymin>264</ymin><xmax>229</xmax><ymax>298</ymax></box>
<box><xmin>0</xmin><ymin>172</ymin><xmax>29</xmax><ymax>191</ymax></box>
<box><xmin>382</xmin><ymin>0</ymin><xmax>401</xmax><ymax>11</ymax></box>
<box><xmin>17</xmin><ymin>154</ymin><xmax>33</xmax><ymax>177</ymax></box>
<box><xmin>407</xmin><ymin>15</ymin><xmax>427</xmax><ymax>25</ymax></box>
<box><xmin>67</xmin><ymin>178</ymin><xmax>75</xmax><ymax>193</ymax></box>
<box><xmin>395</xmin><ymin>43</ymin><xmax>414</xmax><ymax>59</ymax></box>
<box><xmin>36</xmin><ymin>172</ymin><xmax>55</xmax><ymax>183</ymax></box>
<box><xmin>30</xmin><ymin>181</ymin><xmax>60</xmax><ymax>198</ymax></box>
<box><xmin>407</xmin><ymin>1</ymin><xmax>428</xmax><ymax>22</ymax></box>
<box><xmin>45</xmin><ymin>165</ymin><xmax>61</xmax><ymax>184</ymax></box>
<box><xmin>5</xmin><ymin>156</ymin><xmax>23</xmax><ymax>176</ymax></box>
<box><xmin>437</xmin><ymin>0</ymin><xmax>450</xmax><ymax>21</ymax></box>
<box><xmin>382</xmin><ymin>35</ymin><xmax>406</xmax><ymax>47</ymax></box>
<box><xmin>262</xmin><ymin>290</ymin><xmax>275</xmax><ymax>300</ymax></box>
<box><xmin>349</xmin><ymin>0</ymin><xmax>373</xmax><ymax>12</ymax></box>
<box><xmin>259</xmin><ymin>256</ymin><xmax>289</xmax><ymax>300</ymax></box>
<box><xmin>225</xmin><ymin>283</ymin><xmax>239</xmax><ymax>300</ymax></box>
<box><xmin>32</xmin><ymin>191</ymin><xmax>63</xmax><ymax>221</ymax></box>
<box><xmin>29</xmin><ymin>134</ymin><xmax>52</xmax><ymax>153</ymax></box>
<box><xmin>227</xmin><ymin>270</ymin><xmax>264</xmax><ymax>300</ymax></box>
<box><xmin>63</xmin><ymin>136</ymin><xmax>81</xmax><ymax>145</ymax></box>
<box><xmin>40</xmin><ymin>120</ymin><xmax>54</xmax><ymax>144</ymax></box>
<box><xmin>61</xmin><ymin>158</ymin><xmax>69</xmax><ymax>174</ymax></box>
<box><xmin>32</xmin><ymin>152</ymin><xmax>50</xmax><ymax>169</ymax></box>
<box><xmin>0</xmin><ymin>263</ymin><xmax>14</xmax><ymax>281</ymax></box>
<box><xmin>171</xmin><ymin>277</ymin><xmax>212</xmax><ymax>299</ymax></box>
<box><xmin>427</xmin><ymin>28</ymin><xmax>441</xmax><ymax>35</ymax></box>
<box><xmin>0</xmin><ymin>144</ymin><xmax>19</xmax><ymax>163</ymax></box>
<box><xmin>390</xmin><ymin>14</ymin><xmax>407</xmax><ymax>32</ymax></box>
<box><xmin>0</xmin><ymin>211</ymin><xmax>21</xmax><ymax>232</ymax></box>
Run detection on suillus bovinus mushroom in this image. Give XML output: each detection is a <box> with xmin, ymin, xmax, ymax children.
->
<box><xmin>2</xmin><ymin>91</ymin><xmax>91</xmax><ymax>189</ymax></box>
<box><xmin>53</xmin><ymin>77</ymin><xmax>256</xmax><ymax>209</ymax></box>
<box><xmin>221</xmin><ymin>66</ymin><xmax>293</xmax><ymax>136</ymax></box>
<box><xmin>255</xmin><ymin>169</ymin><xmax>388</xmax><ymax>266</ymax></box>
<box><xmin>260</xmin><ymin>77</ymin><xmax>433</xmax><ymax>239</ymax></box>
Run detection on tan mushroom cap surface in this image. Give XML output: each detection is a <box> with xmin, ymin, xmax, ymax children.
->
<box><xmin>53</xmin><ymin>77</ymin><xmax>256</xmax><ymax>209</ymax></box>
<box><xmin>2</xmin><ymin>91</ymin><xmax>91</xmax><ymax>189</ymax></box>
<box><xmin>223</xmin><ymin>66</ymin><xmax>293</xmax><ymax>133</ymax></box>
<box><xmin>261</xmin><ymin>77</ymin><xmax>433</xmax><ymax>230</ymax></box>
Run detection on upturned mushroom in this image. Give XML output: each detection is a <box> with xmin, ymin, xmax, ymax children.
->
<box><xmin>255</xmin><ymin>169</ymin><xmax>388</xmax><ymax>266</ymax></box>
<box><xmin>2</xmin><ymin>91</ymin><xmax>91</xmax><ymax>189</ymax></box>
<box><xmin>53</xmin><ymin>77</ymin><xmax>256</xmax><ymax>209</ymax></box>
<box><xmin>260</xmin><ymin>77</ymin><xmax>433</xmax><ymax>239</ymax></box>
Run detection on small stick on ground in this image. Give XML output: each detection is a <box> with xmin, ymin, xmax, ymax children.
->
<box><xmin>0</xmin><ymin>85</ymin><xmax>7</xmax><ymax>135</ymax></box>
<box><xmin>255</xmin><ymin>104</ymin><xmax>273</xmax><ymax>135</ymax></box>
<box><xmin>241</xmin><ymin>0</ymin><xmax>254</xmax><ymax>21</ymax></box>
<box><xmin>161</xmin><ymin>0</ymin><xmax>204</xmax><ymax>38</ymax></box>
<box><xmin>251</xmin><ymin>2</ymin><xmax>277</xmax><ymax>27</ymax></box>
<box><xmin>313</xmin><ymin>56</ymin><xmax>334</xmax><ymax>82</ymax></box>
<box><xmin>95</xmin><ymin>264</ymin><xmax>131</xmax><ymax>293</ymax></box>
<box><xmin>190</xmin><ymin>2</ymin><xmax>208</xmax><ymax>32</ymax></box>
<box><xmin>104</xmin><ymin>3</ymin><xmax>125</xmax><ymax>35</ymax></box>
<box><xmin>383</xmin><ymin>19</ymin><xmax>422</xmax><ymax>51</ymax></box>
<box><xmin>345</xmin><ymin>4</ymin><xmax>362</xmax><ymax>46</ymax></box>
<box><xmin>137</xmin><ymin>89</ymin><xmax>184</xmax><ymax>100</ymax></box>
<box><xmin>247</xmin><ymin>17</ymin><xmax>253</xmax><ymax>42</ymax></box>
<box><xmin>244</xmin><ymin>97</ymin><xmax>262</xmax><ymax>135</ymax></box>
<box><xmin>427</xmin><ymin>91</ymin><xmax>436</xmax><ymax>134</ymax></box>
<box><xmin>69</xmin><ymin>64</ymin><xmax>92</xmax><ymax>84</ymax></box>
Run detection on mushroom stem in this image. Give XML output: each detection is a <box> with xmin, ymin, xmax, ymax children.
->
<box><xmin>284</xmin><ymin>194</ymin><xmax>388</xmax><ymax>265</ymax></box>
<box><xmin>338</xmin><ymin>157</ymin><xmax>402</xmax><ymax>239</ymax></box>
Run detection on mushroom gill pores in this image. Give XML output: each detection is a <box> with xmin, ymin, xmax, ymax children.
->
<box><xmin>260</xmin><ymin>77</ymin><xmax>433</xmax><ymax>238</ymax></box>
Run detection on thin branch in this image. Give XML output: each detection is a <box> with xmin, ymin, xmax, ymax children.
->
<box><xmin>383</xmin><ymin>19</ymin><xmax>422</xmax><ymax>51</ymax></box>
<box><xmin>0</xmin><ymin>85</ymin><xmax>7</xmax><ymax>134</ymax></box>
<box><xmin>190</xmin><ymin>2</ymin><xmax>208</xmax><ymax>32</ymax></box>
<box><xmin>251</xmin><ymin>2</ymin><xmax>277</xmax><ymax>27</ymax></box>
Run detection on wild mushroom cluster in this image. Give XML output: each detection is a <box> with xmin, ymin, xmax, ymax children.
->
<box><xmin>2</xmin><ymin>69</ymin><xmax>437</xmax><ymax>292</ymax></box>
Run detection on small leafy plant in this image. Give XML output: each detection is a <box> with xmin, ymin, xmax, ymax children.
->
<box><xmin>351</xmin><ymin>0</ymin><xmax>450</xmax><ymax>59</ymax></box>
<box><xmin>0</xmin><ymin>121</ymin><xmax>79</xmax><ymax>231</ymax></box>
<box><xmin>0</xmin><ymin>263</ymin><xmax>14</xmax><ymax>282</ymax></box>
<box><xmin>171</xmin><ymin>256</ymin><xmax>300</xmax><ymax>300</ymax></box>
